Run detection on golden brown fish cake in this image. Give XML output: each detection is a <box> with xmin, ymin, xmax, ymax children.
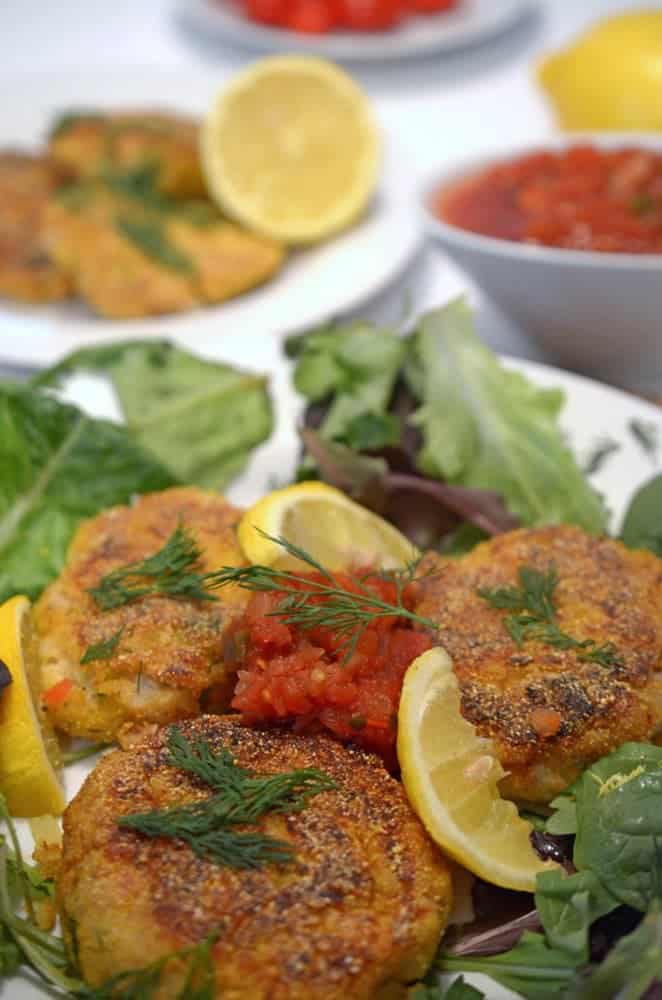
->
<box><xmin>58</xmin><ymin>715</ymin><xmax>452</xmax><ymax>999</ymax></box>
<box><xmin>45</xmin><ymin>182</ymin><xmax>285</xmax><ymax>319</ymax></box>
<box><xmin>48</xmin><ymin>111</ymin><xmax>206</xmax><ymax>198</ymax></box>
<box><xmin>414</xmin><ymin>525</ymin><xmax>662</xmax><ymax>804</ymax></box>
<box><xmin>0</xmin><ymin>151</ymin><xmax>73</xmax><ymax>303</ymax></box>
<box><xmin>34</xmin><ymin>488</ymin><xmax>248</xmax><ymax>742</ymax></box>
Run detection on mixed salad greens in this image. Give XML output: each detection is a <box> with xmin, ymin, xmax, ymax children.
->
<box><xmin>1</xmin><ymin>297</ymin><xmax>662</xmax><ymax>998</ymax></box>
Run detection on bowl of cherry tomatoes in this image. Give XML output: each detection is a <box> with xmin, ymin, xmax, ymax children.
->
<box><xmin>240</xmin><ymin>0</ymin><xmax>458</xmax><ymax>35</ymax></box>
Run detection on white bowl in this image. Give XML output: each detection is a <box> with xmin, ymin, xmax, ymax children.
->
<box><xmin>423</xmin><ymin>134</ymin><xmax>662</xmax><ymax>390</ymax></box>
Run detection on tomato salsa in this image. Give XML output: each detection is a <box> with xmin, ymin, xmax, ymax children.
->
<box><xmin>437</xmin><ymin>144</ymin><xmax>662</xmax><ymax>253</ymax></box>
<box><xmin>230</xmin><ymin>570</ymin><xmax>432</xmax><ymax>766</ymax></box>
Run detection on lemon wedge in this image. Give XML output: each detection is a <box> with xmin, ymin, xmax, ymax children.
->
<box><xmin>200</xmin><ymin>56</ymin><xmax>380</xmax><ymax>244</ymax></box>
<box><xmin>238</xmin><ymin>481</ymin><xmax>417</xmax><ymax>572</ymax></box>
<box><xmin>397</xmin><ymin>647</ymin><xmax>556</xmax><ymax>893</ymax></box>
<box><xmin>0</xmin><ymin>596</ymin><xmax>65</xmax><ymax>817</ymax></box>
<box><xmin>539</xmin><ymin>11</ymin><xmax>662</xmax><ymax>131</ymax></box>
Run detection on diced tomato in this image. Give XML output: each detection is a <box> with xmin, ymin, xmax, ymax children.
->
<box><xmin>339</xmin><ymin>0</ymin><xmax>402</xmax><ymax>30</ymax></box>
<box><xmin>42</xmin><ymin>678</ymin><xmax>75</xmax><ymax>707</ymax></box>
<box><xmin>230</xmin><ymin>569</ymin><xmax>433</xmax><ymax>767</ymax></box>
<box><xmin>438</xmin><ymin>144</ymin><xmax>662</xmax><ymax>254</ymax></box>
<box><xmin>286</xmin><ymin>0</ymin><xmax>341</xmax><ymax>32</ymax></box>
<box><xmin>242</xmin><ymin>0</ymin><xmax>288</xmax><ymax>25</ymax></box>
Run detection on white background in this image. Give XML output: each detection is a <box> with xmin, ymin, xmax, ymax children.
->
<box><xmin>0</xmin><ymin>0</ymin><xmax>653</xmax><ymax>365</ymax></box>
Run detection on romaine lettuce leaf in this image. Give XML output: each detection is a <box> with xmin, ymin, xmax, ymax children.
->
<box><xmin>0</xmin><ymin>385</ymin><xmax>175</xmax><ymax>603</ymax></box>
<box><xmin>408</xmin><ymin>299</ymin><xmax>608</xmax><ymax>533</ymax></box>
<box><xmin>33</xmin><ymin>340</ymin><xmax>274</xmax><ymax>490</ymax></box>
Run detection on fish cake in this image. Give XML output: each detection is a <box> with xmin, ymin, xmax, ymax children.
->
<box><xmin>34</xmin><ymin>488</ymin><xmax>248</xmax><ymax>742</ymax></box>
<box><xmin>414</xmin><ymin>525</ymin><xmax>662</xmax><ymax>803</ymax></box>
<box><xmin>58</xmin><ymin>715</ymin><xmax>452</xmax><ymax>998</ymax></box>
<box><xmin>48</xmin><ymin>110</ymin><xmax>206</xmax><ymax>198</ymax></box>
<box><xmin>45</xmin><ymin>181</ymin><xmax>284</xmax><ymax>319</ymax></box>
<box><xmin>0</xmin><ymin>151</ymin><xmax>72</xmax><ymax>303</ymax></box>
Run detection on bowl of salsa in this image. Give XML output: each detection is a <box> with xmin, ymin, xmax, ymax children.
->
<box><xmin>423</xmin><ymin>135</ymin><xmax>662</xmax><ymax>389</ymax></box>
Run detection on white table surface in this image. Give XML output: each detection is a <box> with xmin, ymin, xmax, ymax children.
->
<box><xmin>0</xmin><ymin>0</ymin><xmax>653</xmax><ymax>372</ymax></box>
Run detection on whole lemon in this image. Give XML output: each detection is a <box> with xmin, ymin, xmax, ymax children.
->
<box><xmin>539</xmin><ymin>11</ymin><xmax>662</xmax><ymax>130</ymax></box>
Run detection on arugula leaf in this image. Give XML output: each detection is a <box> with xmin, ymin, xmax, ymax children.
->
<box><xmin>33</xmin><ymin>340</ymin><xmax>274</xmax><ymax>490</ymax></box>
<box><xmin>0</xmin><ymin>385</ymin><xmax>175</xmax><ymax>603</ymax></box>
<box><xmin>572</xmin><ymin>743</ymin><xmax>662</xmax><ymax>912</ymax></box>
<box><xmin>567</xmin><ymin>899</ymin><xmax>662</xmax><ymax>1000</ymax></box>
<box><xmin>439</xmin><ymin>930</ymin><xmax>577</xmax><ymax>1000</ymax></box>
<box><xmin>620</xmin><ymin>472</ymin><xmax>662</xmax><ymax>555</ymax></box>
<box><xmin>408</xmin><ymin>298</ymin><xmax>608</xmax><ymax>532</ymax></box>
<box><xmin>535</xmin><ymin>869</ymin><xmax>618</xmax><ymax>963</ymax></box>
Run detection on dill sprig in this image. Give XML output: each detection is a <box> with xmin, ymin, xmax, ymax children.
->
<box><xmin>78</xmin><ymin>932</ymin><xmax>219</xmax><ymax>1000</ymax></box>
<box><xmin>88</xmin><ymin>524</ymin><xmax>217</xmax><ymax>610</ymax></box>
<box><xmin>88</xmin><ymin>527</ymin><xmax>436</xmax><ymax>661</ymax></box>
<box><xmin>201</xmin><ymin>533</ymin><xmax>436</xmax><ymax>660</ymax></box>
<box><xmin>583</xmin><ymin>436</ymin><xmax>621</xmax><ymax>476</ymax></box>
<box><xmin>119</xmin><ymin>728</ymin><xmax>336</xmax><ymax>869</ymax></box>
<box><xmin>478</xmin><ymin>564</ymin><xmax>624</xmax><ymax>670</ymax></box>
<box><xmin>80</xmin><ymin>626</ymin><xmax>125</xmax><ymax>664</ymax></box>
<box><xmin>628</xmin><ymin>418</ymin><xmax>660</xmax><ymax>463</ymax></box>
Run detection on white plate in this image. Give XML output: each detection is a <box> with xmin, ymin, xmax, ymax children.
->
<box><xmin>182</xmin><ymin>0</ymin><xmax>534</xmax><ymax>63</ymax></box>
<box><xmin>0</xmin><ymin>70</ymin><xmax>421</xmax><ymax>367</ymax></box>
<box><xmin>9</xmin><ymin>335</ymin><xmax>662</xmax><ymax>999</ymax></box>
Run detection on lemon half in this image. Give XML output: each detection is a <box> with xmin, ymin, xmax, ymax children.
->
<box><xmin>201</xmin><ymin>56</ymin><xmax>380</xmax><ymax>244</ymax></box>
<box><xmin>0</xmin><ymin>596</ymin><xmax>65</xmax><ymax>817</ymax></box>
<box><xmin>539</xmin><ymin>12</ymin><xmax>662</xmax><ymax>131</ymax></box>
<box><xmin>397</xmin><ymin>647</ymin><xmax>556</xmax><ymax>893</ymax></box>
<box><xmin>238</xmin><ymin>481</ymin><xmax>417</xmax><ymax>572</ymax></box>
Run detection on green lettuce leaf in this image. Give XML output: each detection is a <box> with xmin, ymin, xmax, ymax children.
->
<box><xmin>535</xmin><ymin>869</ymin><xmax>618</xmax><ymax>963</ymax></box>
<box><xmin>572</xmin><ymin>742</ymin><xmax>662</xmax><ymax>912</ymax></box>
<box><xmin>33</xmin><ymin>340</ymin><xmax>274</xmax><ymax>490</ymax></box>
<box><xmin>0</xmin><ymin>385</ymin><xmax>175</xmax><ymax>603</ymax></box>
<box><xmin>567</xmin><ymin>900</ymin><xmax>662</xmax><ymax>1000</ymax></box>
<box><xmin>289</xmin><ymin>323</ymin><xmax>407</xmax><ymax>443</ymax></box>
<box><xmin>620</xmin><ymin>472</ymin><xmax>662</xmax><ymax>555</ymax></box>
<box><xmin>408</xmin><ymin>299</ymin><xmax>608</xmax><ymax>532</ymax></box>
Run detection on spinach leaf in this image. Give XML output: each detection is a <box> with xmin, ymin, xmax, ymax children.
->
<box><xmin>408</xmin><ymin>298</ymin><xmax>608</xmax><ymax>532</ymax></box>
<box><xmin>33</xmin><ymin>340</ymin><xmax>273</xmax><ymax>490</ymax></box>
<box><xmin>0</xmin><ymin>385</ymin><xmax>175</xmax><ymax>602</ymax></box>
<box><xmin>620</xmin><ymin>473</ymin><xmax>662</xmax><ymax>555</ymax></box>
<box><xmin>568</xmin><ymin>900</ymin><xmax>662</xmax><ymax>1000</ymax></box>
<box><xmin>535</xmin><ymin>869</ymin><xmax>618</xmax><ymax>963</ymax></box>
<box><xmin>572</xmin><ymin>743</ymin><xmax>662</xmax><ymax>912</ymax></box>
<box><xmin>546</xmin><ymin>789</ymin><xmax>578</xmax><ymax>836</ymax></box>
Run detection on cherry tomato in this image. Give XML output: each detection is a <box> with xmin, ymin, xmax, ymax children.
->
<box><xmin>339</xmin><ymin>0</ymin><xmax>402</xmax><ymax>30</ymax></box>
<box><xmin>242</xmin><ymin>0</ymin><xmax>288</xmax><ymax>25</ymax></box>
<box><xmin>286</xmin><ymin>0</ymin><xmax>341</xmax><ymax>33</ymax></box>
<box><xmin>407</xmin><ymin>0</ymin><xmax>458</xmax><ymax>10</ymax></box>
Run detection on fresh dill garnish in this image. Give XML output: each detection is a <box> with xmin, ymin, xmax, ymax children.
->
<box><xmin>62</xmin><ymin>742</ymin><xmax>110</xmax><ymax>766</ymax></box>
<box><xmin>115</xmin><ymin>216</ymin><xmax>195</xmax><ymax>274</ymax></box>
<box><xmin>77</xmin><ymin>932</ymin><xmax>219</xmax><ymax>999</ymax></box>
<box><xmin>80</xmin><ymin>626</ymin><xmax>125</xmax><ymax>665</ymax></box>
<box><xmin>628</xmin><ymin>418</ymin><xmax>660</xmax><ymax>463</ymax></box>
<box><xmin>118</xmin><ymin>728</ymin><xmax>336</xmax><ymax>869</ymax></box>
<box><xmin>88</xmin><ymin>524</ymin><xmax>216</xmax><ymax>610</ymax></box>
<box><xmin>478</xmin><ymin>564</ymin><xmax>624</xmax><ymax>669</ymax></box>
<box><xmin>583</xmin><ymin>437</ymin><xmax>621</xmax><ymax>476</ymax></box>
<box><xmin>89</xmin><ymin>528</ymin><xmax>435</xmax><ymax>659</ymax></box>
<box><xmin>201</xmin><ymin>532</ymin><xmax>436</xmax><ymax>659</ymax></box>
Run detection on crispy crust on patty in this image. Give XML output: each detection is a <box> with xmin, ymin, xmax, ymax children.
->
<box><xmin>34</xmin><ymin>488</ymin><xmax>247</xmax><ymax>742</ymax></box>
<box><xmin>59</xmin><ymin>715</ymin><xmax>452</xmax><ymax>999</ymax></box>
<box><xmin>0</xmin><ymin>151</ymin><xmax>73</xmax><ymax>303</ymax></box>
<box><xmin>414</xmin><ymin>525</ymin><xmax>662</xmax><ymax>803</ymax></box>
